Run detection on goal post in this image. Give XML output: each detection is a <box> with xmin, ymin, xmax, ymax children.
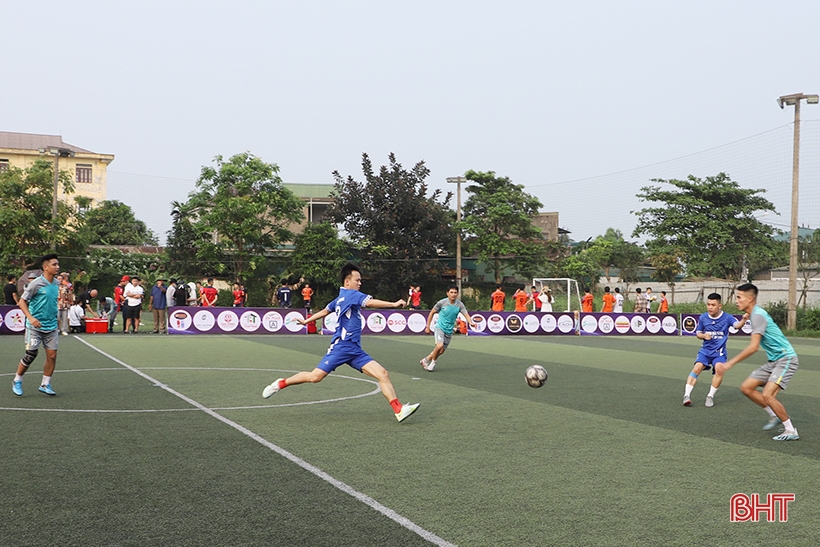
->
<box><xmin>532</xmin><ymin>278</ymin><xmax>582</xmax><ymax>312</ymax></box>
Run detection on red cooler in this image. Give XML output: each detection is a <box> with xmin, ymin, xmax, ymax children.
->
<box><xmin>85</xmin><ymin>318</ymin><xmax>108</xmax><ymax>333</ymax></box>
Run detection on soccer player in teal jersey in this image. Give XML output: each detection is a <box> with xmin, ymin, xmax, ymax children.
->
<box><xmin>717</xmin><ymin>283</ymin><xmax>800</xmax><ymax>441</ymax></box>
<box><xmin>12</xmin><ymin>254</ymin><xmax>61</xmax><ymax>397</ymax></box>
<box><xmin>420</xmin><ymin>284</ymin><xmax>477</xmax><ymax>372</ymax></box>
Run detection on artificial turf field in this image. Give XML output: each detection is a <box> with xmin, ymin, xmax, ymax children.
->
<box><xmin>1</xmin><ymin>330</ymin><xmax>819</xmax><ymax>546</ymax></box>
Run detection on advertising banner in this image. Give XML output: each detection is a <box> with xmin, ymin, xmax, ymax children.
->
<box><xmin>680</xmin><ymin>313</ymin><xmax>752</xmax><ymax>337</ymax></box>
<box><xmin>0</xmin><ymin>305</ymin><xmax>26</xmax><ymax>335</ymax></box>
<box><xmin>579</xmin><ymin>313</ymin><xmax>680</xmax><ymax>336</ymax></box>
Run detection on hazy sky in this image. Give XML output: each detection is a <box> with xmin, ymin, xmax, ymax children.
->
<box><xmin>4</xmin><ymin>1</ymin><xmax>820</xmax><ymax>244</ymax></box>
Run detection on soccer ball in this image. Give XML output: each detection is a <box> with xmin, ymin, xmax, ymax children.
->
<box><xmin>525</xmin><ymin>365</ymin><xmax>548</xmax><ymax>388</ymax></box>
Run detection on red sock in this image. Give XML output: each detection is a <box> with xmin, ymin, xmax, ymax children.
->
<box><xmin>389</xmin><ymin>398</ymin><xmax>402</xmax><ymax>413</ymax></box>
<box><xmin>278</xmin><ymin>379</ymin><xmax>288</xmax><ymax>389</ymax></box>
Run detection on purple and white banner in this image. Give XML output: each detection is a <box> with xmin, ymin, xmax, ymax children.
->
<box><xmin>167</xmin><ymin>307</ymin><xmax>309</xmax><ymax>334</ymax></box>
<box><xmin>578</xmin><ymin>313</ymin><xmax>679</xmax><ymax>336</ymax></box>
<box><xmin>680</xmin><ymin>314</ymin><xmax>751</xmax><ymax>337</ymax></box>
<box><xmin>0</xmin><ymin>305</ymin><xmax>26</xmax><ymax>335</ymax></box>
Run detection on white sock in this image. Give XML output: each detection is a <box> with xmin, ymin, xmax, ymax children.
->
<box><xmin>42</xmin><ymin>375</ymin><xmax>51</xmax><ymax>386</ymax></box>
<box><xmin>764</xmin><ymin>406</ymin><xmax>777</xmax><ymax>418</ymax></box>
<box><xmin>707</xmin><ymin>386</ymin><xmax>718</xmax><ymax>397</ymax></box>
<box><xmin>782</xmin><ymin>419</ymin><xmax>794</xmax><ymax>431</ymax></box>
<box><xmin>14</xmin><ymin>374</ymin><xmax>23</xmax><ymax>382</ymax></box>
<box><xmin>684</xmin><ymin>384</ymin><xmax>694</xmax><ymax>397</ymax></box>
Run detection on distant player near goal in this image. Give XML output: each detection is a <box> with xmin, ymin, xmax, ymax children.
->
<box><xmin>682</xmin><ymin>293</ymin><xmax>744</xmax><ymax>408</ymax></box>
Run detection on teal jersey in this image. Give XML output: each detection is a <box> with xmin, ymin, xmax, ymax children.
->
<box><xmin>20</xmin><ymin>275</ymin><xmax>59</xmax><ymax>332</ymax></box>
<box><xmin>433</xmin><ymin>297</ymin><xmax>467</xmax><ymax>334</ymax></box>
<box><xmin>750</xmin><ymin>305</ymin><xmax>796</xmax><ymax>361</ymax></box>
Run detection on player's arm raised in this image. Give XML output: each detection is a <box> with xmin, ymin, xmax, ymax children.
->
<box><xmin>365</xmin><ymin>298</ymin><xmax>406</xmax><ymax>309</ymax></box>
<box><xmin>297</xmin><ymin>307</ymin><xmax>330</xmax><ymax>325</ymax></box>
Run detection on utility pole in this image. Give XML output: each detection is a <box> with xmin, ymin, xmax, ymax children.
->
<box><xmin>447</xmin><ymin>176</ymin><xmax>467</xmax><ymax>296</ymax></box>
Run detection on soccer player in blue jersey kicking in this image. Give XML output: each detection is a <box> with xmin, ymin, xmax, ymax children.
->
<box><xmin>717</xmin><ymin>283</ymin><xmax>800</xmax><ymax>441</ymax></box>
<box><xmin>420</xmin><ymin>284</ymin><xmax>476</xmax><ymax>371</ymax></box>
<box><xmin>682</xmin><ymin>293</ymin><xmax>745</xmax><ymax>408</ymax></box>
<box><xmin>262</xmin><ymin>263</ymin><xmax>420</xmax><ymax>423</ymax></box>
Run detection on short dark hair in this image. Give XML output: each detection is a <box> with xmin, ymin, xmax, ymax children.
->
<box><xmin>207</xmin><ymin>278</ymin><xmax>214</xmax><ymax>283</ymax></box>
<box><xmin>604</xmin><ymin>286</ymin><xmax>610</xmax><ymax>292</ymax></box>
<box><xmin>7</xmin><ymin>274</ymin><xmax>15</xmax><ymax>282</ymax></box>
<box><xmin>447</xmin><ymin>283</ymin><xmax>458</xmax><ymax>292</ymax></box>
<box><xmin>707</xmin><ymin>293</ymin><xmax>722</xmax><ymax>302</ymax></box>
<box><xmin>614</xmin><ymin>287</ymin><xmax>620</xmax><ymax>293</ymax></box>
<box><xmin>661</xmin><ymin>291</ymin><xmax>666</xmax><ymax>295</ymax></box>
<box><xmin>636</xmin><ymin>288</ymin><xmax>642</xmax><ymax>293</ymax></box>
<box><xmin>737</xmin><ymin>283</ymin><xmax>758</xmax><ymax>297</ymax></box>
<box><xmin>340</xmin><ymin>263</ymin><xmax>360</xmax><ymax>284</ymax></box>
<box><xmin>40</xmin><ymin>253</ymin><xmax>58</xmax><ymax>266</ymax></box>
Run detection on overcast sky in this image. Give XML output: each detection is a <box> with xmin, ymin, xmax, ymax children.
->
<box><xmin>4</xmin><ymin>1</ymin><xmax>820</xmax><ymax>244</ymax></box>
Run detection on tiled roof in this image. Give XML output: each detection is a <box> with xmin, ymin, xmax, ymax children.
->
<box><xmin>0</xmin><ymin>131</ymin><xmax>93</xmax><ymax>154</ymax></box>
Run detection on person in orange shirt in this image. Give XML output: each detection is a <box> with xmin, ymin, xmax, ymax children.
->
<box><xmin>582</xmin><ymin>288</ymin><xmax>594</xmax><ymax>313</ymax></box>
<box><xmin>513</xmin><ymin>285</ymin><xmax>530</xmax><ymax>312</ymax></box>
<box><xmin>490</xmin><ymin>284</ymin><xmax>506</xmax><ymax>311</ymax></box>
<box><xmin>301</xmin><ymin>283</ymin><xmax>314</xmax><ymax>311</ymax></box>
<box><xmin>601</xmin><ymin>286</ymin><xmax>615</xmax><ymax>313</ymax></box>
<box><xmin>659</xmin><ymin>290</ymin><xmax>669</xmax><ymax>313</ymax></box>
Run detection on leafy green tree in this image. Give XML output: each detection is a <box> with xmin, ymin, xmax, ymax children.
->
<box><xmin>79</xmin><ymin>200</ymin><xmax>158</xmax><ymax>245</ymax></box>
<box><xmin>649</xmin><ymin>249</ymin><xmax>684</xmax><ymax>303</ymax></box>
<box><xmin>183</xmin><ymin>152</ymin><xmax>304</xmax><ymax>282</ymax></box>
<box><xmin>549</xmin><ymin>253</ymin><xmax>600</xmax><ymax>290</ymax></box>
<box><xmin>0</xmin><ymin>159</ymin><xmax>82</xmax><ymax>271</ymax></box>
<box><xmin>166</xmin><ymin>200</ymin><xmax>208</xmax><ymax>278</ymax></box>
<box><xmin>633</xmin><ymin>173</ymin><xmax>781</xmax><ymax>281</ymax></box>
<box><xmin>289</xmin><ymin>222</ymin><xmax>352</xmax><ymax>303</ymax></box>
<box><xmin>798</xmin><ymin>229</ymin><xmax>820</xmax><ymax>309</ymax></box>
<box><xmin>461</xmin><ymin>170</ymin><xmax>547</xmax><ymax>284</ymax></box>
<box><xmin>328</xmin><ymin>153</ymin><xmax>454</xmax><ymax>297</ymax></box>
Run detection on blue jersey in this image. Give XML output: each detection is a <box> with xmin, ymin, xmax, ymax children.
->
<box><xmin>21</xmin><ymin>275</ymin><xmax>59</xmax><ymax>332</ymax></box>
<box><xmin>325</xmin><ymin>288</ymin><xmax>371</xmax><ymax>345</ymax></box>
<box><xmin>751</xmin><ymin>305</ymin><xmax>796</xmax><ymax>362</ymax></box>
<box><xmin>433</xmin><ymin>297</ymin><xmax>468</xmax><ymax>334</ymax></box>
<box><xmin>696</xmin><ymin>311</ymin><xmax>735</xmax><ymax>357</ymax></box>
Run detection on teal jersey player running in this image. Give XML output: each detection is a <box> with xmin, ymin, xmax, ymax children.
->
<box><xmin>420</xmin><ymin>284</ymin><xmax>476</xmax><ymax>372</ymax></box>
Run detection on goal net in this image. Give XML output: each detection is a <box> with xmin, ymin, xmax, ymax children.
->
<box><xmin>532</xmin><ymin>278</ymin><xmax>582</xmax><ymax>312</ymax></box>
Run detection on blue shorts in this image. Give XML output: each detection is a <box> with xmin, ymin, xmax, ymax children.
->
<box><xmin>317</xmin><ymin>340</ymin><xmax>374</xmax><ymax>373</ymax></box>
<box><xmin>695</xmin><ymin>350</ymin><xmax>726</xmax><ymax>372</ymax></box>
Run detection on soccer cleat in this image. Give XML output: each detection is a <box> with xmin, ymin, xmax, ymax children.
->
<box><xmin>395</xmin><ymin>402</ymin><xmax>420</xmax><ymax>422</ymax></box>
<box><xmin>12</xmin><ymin>380</ymin><xmax>23</xmax><ymax>397</ymax></box>
<box><xmin>427</xmin><ymin>360</ymin><xmax>436</xmax><ymax>371</ymax></box>
<box><xmin>773</xmin><ymin>430</ymin><xmax>799</xmax><ymax>441</ymax></box>
<box><xmin>262</xmin><ymin>378</ymin><xmax>284</xmax><ymax>399</ymax></box>
<box><xmin>705</xmin><ymin>396</ymin><xmax>714</xmax><ymax>408</ymax></box>
<box><xmin>39</xmin><ymin>384</ymin><xmax>56</xmax><ymax>396</ymax></box>
<box><xmin>763</xmin><ymin>417</ymin><xmax>782</xmax><ymax>431</ymax></box>
<box><xmin>682</xmin><ymin>395</ymin><xmax>692</xmax><ymax>406</ymax></box>
<box><xmin>420</xmin><ymin>357</ymin><xmax>431</xmax><ymax>371</ymax></box>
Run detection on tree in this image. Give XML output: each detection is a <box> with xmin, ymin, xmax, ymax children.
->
<box><xmin>798</xmin><ymin>229</ymin><xmax>820</xmax><ymax>309</ymax></box>
<box><xmin>633</xmin><ymin>173</ymin><xmax>781</xmax><ymax>281</ymax></box>
<box><xmin>165</xmin><ymin>200</ymin><xmax>208</xmax><ymax>277</ymax></box>
<box><xmin>183</xmin><ymin>152</ymin><xmax>304</xmax><ymax>282</ymax></box>
<box><xmin>289</xmin><ymin>222</ymin><xmax>352</xmax><ymax>297</ymax></box>
<box><xmin>460</xmin><ymin>170</ymin><xmax>547</xmax><ymax>284</ymax></box>
<box><xmin>79</xmin><ymin>200</ymin><xmax>158</xmax><ymax>245</ymax></box>
<box><xmin>328</xmin><ymin>153</ymin><xmax>454</xmax><ymax>297</ymax></box>
<box><xmin>649</xmin><ymin>249</ymin><xmax>684</xmax><ymax>303</ymax></box>
<box><xmin>0</xmin><ymin>159</ymin><xmax>82</xmax><ymax>271</ymax></box>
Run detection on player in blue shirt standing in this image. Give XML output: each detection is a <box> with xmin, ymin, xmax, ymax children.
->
<box><xmin>262</xmin><ymin>264</ymin><xmax>420</xmax><ymax>422</ymax></box>
<box><xmin>683</xmin><ymin>293</ymin><xmax>745</xmax><ymax>408</ymax></box>
<box><xmin>718</xmin><ymin>283</ymin><xmax>800</xmax><ymax>441</ymax></box>
<box><xmin>12</xmin><ymin>254</ymin><xmax>61</xmax><ymax>397</ymax></box>
<box><xmin>420</xmin><ymin>284</ymin><xmax>476</xmax><ymax>371</ymax></box>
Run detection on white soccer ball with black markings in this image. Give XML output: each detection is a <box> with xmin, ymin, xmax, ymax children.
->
<box><xmin>525</xmin><ymin>365</ymin><xmax>548</xmax><ymax>388</ymax></box>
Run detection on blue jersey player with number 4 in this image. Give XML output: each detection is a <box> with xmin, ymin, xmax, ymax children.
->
<box><xmin>261</xmin><ymin>263</ymin><xmax>420</xmax><ymax>423</ymax></box>
<box><xmin>683</xmin><ymin>293</ymin><xmax>744</xmax><ymax>408</ymax></box>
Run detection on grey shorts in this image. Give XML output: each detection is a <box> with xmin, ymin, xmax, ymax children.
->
<box><xmin>25</xmin><ymin>327</ymin><xmax>59</xmax><ymax>352</ymax></box>
<box><xmin>434</xmin><ymin>327</ymin><xmax>452</xmax><ymax>350</ymax></box>
<box><xmin>748</xmin><ymin>355</ymin><xmax>798</xmax><ymax>390</ymax></box>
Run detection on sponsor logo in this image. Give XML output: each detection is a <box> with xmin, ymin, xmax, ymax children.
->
<box><xmin>581</xmin><ymin>315</ymin><xmax>598</xmax><ymax>334</ymax></box>
<box><xmin>322</xmin><ymin>312</ymin><xmax>338</xmax><ymax>333</ymax></box>
<box><xmin>487</xmin><ymin>314</ymin><xmax>505</xmax><ymax>333</ymax></box>
<box><xmin>387</xmin><ymin>312</ymin><xmax>407</xmax><ymax>333</ymax></box>
<box><xmin>470</xmin><ymin>314</ymin><xmax>487</xmax><ymax>333</ymax></box>
<box><xmin>262</xmin><ymin>311</ymin><xmax>284</xmax><ymax>332</ymax></box>
<box><xmin>730</xmin><ymin>493</ymin><xmax>794</xmax><ymax>522</ymax></box>
<box><xmin>284</xmin><ymin>311</ymin><xmax>304</xmax><ymax>332</ymax></box>
<box><xmin>540</xmin><ymin>314</ymin><xmax>557</xmax><ymax>333</ymax></box>
<box><xmin>682</xmin><ymin>316</ymin><xmax>698</xmax><ymax>334</ymax></box>
<box><xmin>239</xmin><ymin>310</ymin><xmax>261</xmax><ymax>332</ymax></box>
<box><xmin>662</xmin><ymin>316</ymin><xmax>678</xmax><ymax>334</ymax></box>
<box><xmin>523</xmin><ymin>314</ymin><xmax>540</xmax><ymax>333</ymax></box>
<box><xmin>557</xmin><ymin>314</ymin><xmax>574</xmax><ymax>334</ymax></box>
<box><xmin>407</xmin><ymin>313</ymin><xmax>427</xmax><ymax>333</ymax></box>
<box><xmin>170</xmin><ymin>309</ymin><xmax>192</xmax><ymax>331</ymax></box>
<box><xmin>217</xmin><ymin>310</ymin><xmax>239</xmax><ymax>332</ymax></box>
<box><xmin>505</xmin><ymin>315</ymin><xmax>523</xmax><ymax>333</ymax></box>
<box><xmin>367</xmin><ymin>312</ymin><xmax>386</xmax><ymax>333</ymax></box>
<box><xmin>630</xmin><ymin>315</ymin><xmax>646</xmax><ymax>334</ymax></box>
<box><xmin>614</xmin><ymin>315</ymin><xmax>631</xmax><ymax>334</ymax></box>
<box><xmin>4</xmin><ymin>309</ymin><xmax>26</xmax><ymax>332</ymax></box>
<box><xmin>193</xmin><ymin>310</ymin><xmax>216</xmax><ymax>332</ymax></box>
<box><xmin>598</xmin><ymin>315</ymin><xmax>614</xmax><ymax>334</ymax></box>
<box><xmin>646</xmin><ymin>315</ymin><xmax>661</xmax><ymax>334</ymax></box>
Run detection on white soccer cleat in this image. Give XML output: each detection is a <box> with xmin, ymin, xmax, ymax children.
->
<box><xmin>427</xmin><ymin>360</ymin><xmax>436</xmax><ymax>371</ymax></box>
<box><xmin>262</xmin><ymin>378</ymin><xmax>284</xmax><ymax>399</ymax></box>
<box><xmin>705</xmin><ymin>396</ymin><xmax>714</xmax><ymax>408</ymax></box>
<box><xmin>395</xmin><ymin>402</ymin><xmax>420</xmax><ymax>422</ymax></box>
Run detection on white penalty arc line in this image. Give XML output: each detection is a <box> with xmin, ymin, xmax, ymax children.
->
<box><xmin>75</xmin><ymin>337</ymin><xmax>456</xmax><ymax>547</ymax></box>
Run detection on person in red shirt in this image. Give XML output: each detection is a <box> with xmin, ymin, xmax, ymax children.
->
<box><xmin>301</xmin><ymin>283</ymin><xmax>314</xmax><ymax>310</ymax></box>
<box><xmin>582</xmin><ymin>288</ymin><xmax>594</xmax><ymax>313</ymax></box>
<box><xmin>113</xmin><ymin>275</ymin><xmax>129</xmax><ymax>333</ymax></box>
<box><xmin>201</xmin><ymin>278</ymin><xmax>218</xmax><ymax>307</ymax></box>
<box><xmin>490</xmin><ymin>285</ymin><xmax>506</xmax><ymax>311</ymax></box>
<box><xmin>514</xmin><ymin>285</ymin><xmax>530</xmax><ymax>312</ymax></box>
<box><xmin>410</xmin><ymin>285</ymin><xmax>422</xmax><ymax>309</ymax></box>
<box><xmin>659</xmin><ymin>290</ymin><xmax>669</xmax><ymax>313</ymax></box>
<box><xmin>601</xmin><ymin>286</ymin><xmax>615</xmax><ymax>313</ymax></box>
<box><xmin>232</xmin><ymin>282</ymin><xmax>246</xmax><ymax>307</ymax></box>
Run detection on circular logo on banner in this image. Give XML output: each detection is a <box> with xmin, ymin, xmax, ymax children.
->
<box><xmin>646</xmin><ymin>315</ymin><xmax>661</xmax><ymax>334</ymax></box>
<box><xmin>741</xmin><ymin>320</ymin><xmax>752</xmax><ymax>334</ymax></box>
<box><xmin>284</xmin><ymin>311</ymin><xmax>305</xmax><ymax>332</ymax></box>
<box><xmin>598</xmin><ymin>315</ymin><xmax>614</xmax><ymax>334</ymax></box>
<box><xmin>193</xmin><ymin>310</ymin><xmax>216</xmax><ymax>332</ymax></box>
<box><xmin>4</xmin><ymin>309</ymin><xmax>26</xmax><ymax>332</ymax></box>
<box><xmin>323</xmin><ymin>312</ymin><xmax>338</xmax><ymax>333</ymax></box>
<box><xmin>367</xmin><ymin>312</ymin><xmax>386</xmax><ymax>333</ymax></box>
<box><xmin>682</xmin><ymin>316</ymin><xmax>698</xmax><ymax>334</ymax></box>
<box><xmin>630</xmin><ymin>315</ymin><xmax>646</xmax><ymax>334</ymax></box>
<box><xmin>240</xmin><ymin>310</ymin><xmax>261</xmax><ymax>332</ymax></box>
<box><xmin>487</xmin><ymin>314</ymin><xmax>505</xmax><ymax>333</ymax></box>
<box><xmin>0</xmin><ymin>312</ymin><xmax>3</xmax><ymax>329</ymax></box>
<box><xmin>581</xmin><ymin>315</ymin><xmax>599</xmax><ymax>334</ymax></box>
<box><xmin>506</xmin><ymin>315</ymin><xmax>523</xmax><ymax>333</ymax></box>
<box><xmin>557</xmin><ymin>314</ymin><xmax>574</xmax><ymax>333</ymax></box>
<box><xmin>262</xmin><ymin>311</ymin><xmax>284</xmax><ymax>332</ymax></box>
<box><xmin>540</xmin><ymin>314</ymin><xmax>557</xmax><ymax>333</ymax></box>
<box><xmin>470</xmin><ymin>314</ymin><xmax>487</xmax><ymax>333</ymax></box>
<box><xmin>217</xmin><ymin>310</ymin><xmax>239</xmax><ymax>332</ymax></box>
<box><xmin>523</xmin><ymin>314</ymin><xmax>540</xmax><ymax>333</ymax></box>
<box><xmin>662</xmin><ymin>315</ymin><xmax>678</xmax><ymax>334</ymax></box>
<box><xmin>387</xmin><ymin>312</ymin><xmax>407</xmax><ymax>333</ymax></box>
<box><xmin>407</xmin><ymin>313</ymin><xmax>426</xmax><ymax>333</ymax></box>
<box><xmin>170</xmin><ymin>309</ymin><xmax>192</xmax><ymax>331</ymax></box>
<box><xmin>614</xmin><ymin>315</ymin><xmax>631</xmax><ymax>334</ymax></box>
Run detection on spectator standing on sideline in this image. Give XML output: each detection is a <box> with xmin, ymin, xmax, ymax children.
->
<box><xmin>124</xmin><ymin>277</ymin><xmax>145</xmax><ymax>333</ymax></box>
<box><xmin>240</xmin><ymin>284</ymin><xmax>247</xmax><ymax>306</ymax></box>
<box><xmin>11</xmin><ymin>254</ymin><xmax>61</xmax><ymax>397</ymax></box>
<box><xmin>530</xmin><ymin>286</ymin><xmax>539</xmax><ymax>311</ymax></box>
<box><xmin>514</xmin><ymin>285</ymin><xmax>530</xmax><ymax>312</ymax></box>
<box><xmin>410</xmin><ymin>285</ymin><xmax>422</xmax><ymax>310</ymax></box>
<box><xmin>5</xmin><ymin>274</ymin><xmax>19</xmax><ymax>305</ymax></box>
<box><xmin>613</xmin><ymin>287</ymin><xmax>624</xmax><ymax>313</ymax></box>
<box><xmin>645</xmin><ymin>287</ymin><xmax>657</xmax><ymax>313</ymax></box>
<box><xmin>538</xmin><ymin>286</ymin><xmax>554</xmax><ymax>312</ymax></box>
<box><xmin>56</xmin><ymin>272</ymin><xmax>73</xmax><ymax>335</ymax></box>
<box><xmin>601</xmin><ymin>287</ymin><xmax>615</xmax><ymax>313</ymax></box>
<box><xmin>633</xmin><ymin>288</ymin><xmax>646</xmax><ymax>313</ymax></box>
<box><xmin>166</xmin><ymin>279</ymin><xmax>177</xmax><ymax>309</ymax></box>
<box><xmin>186</xmin><ymin>281</ymin><xmax>198</xmax><ymax>307</ymax></box>
<box><xmin>149</xmin><ymin>278</ymin><xmax>168</xmax><ymax>334</ymax></box>
<box><xmin>232</xmin><ymin>282</ymin><xmax>245</xmax><ymax>307</ymax></box>
<box><xmin>276</xmin><ymin>280</ymin><xmax>292</xmax><ymax>308</ymax></box>
<box><xmin>301</xmin><ymin>282</ymin><xmax>314</xmax><ymax>311</ymax></box>
<box><xmin>201</xmin><ymin>278</ymin><xmax>218</xmax><ymax>307</ymax></box>
<box><xmin>262</xmin><ymin>263</ymin><xmax>420</xmax><ymax>423</ymax></box>
<box><xmin>491</xmin><ymin>284</ymin><xmax>506</xmax><ymax>311</ymax></box>
<box><xmin>582</xmin><ymin>288</ymin><xmax>594</xmax><ymax>313</ymax></box>
<box><xmin>175</xmin><ymin>281</ymin><xmax>188</xmax><ymax>307</ymax></box>
<box><xmin>113</xmin><ymin>276</ymin><xmax>129</xmax><ymax>333</ymax></box>
<box><xmin>659</xmin><ymin>291</ymin><xmax>669</xmax><ymax>313</ymax></box>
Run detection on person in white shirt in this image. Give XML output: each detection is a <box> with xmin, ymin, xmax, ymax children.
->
<box><xmin>613</xmin><ymin>287</ymin><xmax>624</xmax><ymax>313</ymax></box>
<box><xmin>166</xmin><ymin>279</ymin><xmax>177</xmax><ymax>309</ymax></box>
<box><xmin>68</xmin><ymin>299</ymin><xmax>86</xmax><ymax>333</ymax></box>
<box><xmin>124</xmin><ymin>277</ymin><xmax>145</xmax><ymax>333</ymax></box>
<box><xmin>538</xmin><ymin>287</ymin><xmax>554</xmax><ymax>312</ymax></box>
